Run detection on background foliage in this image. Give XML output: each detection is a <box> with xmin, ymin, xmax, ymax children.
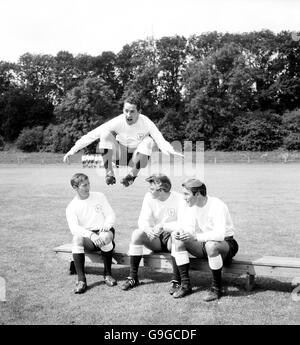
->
<box><xmin>0</xmin><ymin>30</ymin><xmax>299</xmax><ymax>152</ymax></box>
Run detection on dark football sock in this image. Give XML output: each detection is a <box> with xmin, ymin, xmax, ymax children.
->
<box><xmin>171</xmin><ymin>255</ymin><xmax>181</xmax><ymax>283</ymax></box>
<box><xmin>101</xmin><ymin>249</ymin><xmax>114</xmax><ymax>276</ymax></box>
<box><xmin>129</xmin><ymin>255</ymin><xmax>142</xmax><ymax>280</ymax></box>
<box><xmin>100</xmin><ymin>149</ymin><xmax>113</xmax><ymax>170</ymax></box>
<box><xmin>177</xmin><ymin>263</ymin><xmax>191</xmax><ymax>287</ymax></box>
<box><xmin>211</xmin><ymin>268</ymin><xmax>222</xmax><ymax>291</ymax></box>
<box><xmin>73</xmin><ymin>253</ymin><xmax>86</xmax><ymax>282</ymax></box>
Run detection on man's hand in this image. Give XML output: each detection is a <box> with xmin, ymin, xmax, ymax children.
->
<box><xmin>153</xmin><ymin>223</ymin><xmax>163</xmax><ymax>236</ymax></box>
<box><xmin>145</xmin><ymin>228</ymin><xmax>159</xmax><ymax>241</ymax></box>
<box><xmin>90</xmin><ymin>233</ymin><xmax>106</xmax><ymax>247</ymax></box>
<box><xmin>172</xmin><ymin>230</ymin><xmax>195</xmax><ymax>242</ymax></box>
<box><xmin>63</xmin><ymin>152</ymin><xmax>72</xmax><ymax>164</ymax></box>
<box><xmin>99</xmin><ymin>226</ymin><xmax>111</xmax><ymax>232</ymax></box>
<box><xmin>169</xmin><ymin>148</ymin><xmax>184</xmax><ymax>157</ymax></box>
<box><xmin>178</xmin><ymin>231</ymin><xmax>195</xmax><ymax>242</ymax></box>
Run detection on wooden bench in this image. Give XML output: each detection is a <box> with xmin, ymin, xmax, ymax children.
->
<box><xmin>54</xmin><ymin>243</ymin><xmax>300</xmax><ymax>291</ymax></box>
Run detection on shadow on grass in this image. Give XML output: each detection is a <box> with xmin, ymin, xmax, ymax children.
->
<box><xmin>222</xmin><ymin>275</ymin><xmax>294</xmax><ymax>296</ymax></box>
<box><xmin>78</xmin><ymin>265</ymin><xmax>294</xmax><ymax>296</ymax></box>
<box><xmin>86</xmin><ymin>281</ymin><xmax>104</xmax><ymax>291</ymax></box>
<box><xmin>246</xmin><ymin>277</ymin><xmax>293</xmax><ymax>293</ymax></box>
<box><xmin>84</xmin><ymin>266</ymin><xmax>172</xmax><ymax>283</ymax></box>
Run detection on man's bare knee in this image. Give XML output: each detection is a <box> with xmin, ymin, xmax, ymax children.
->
<box><xmin>205</xmin><ymin>241</ymin><xmax>220</xmax><ymax>257</ymax></box>
<box><xmin>72</xmin><ymin>235</ymin><xmax>84</xmax><ymax>246</ymax></box>
<box><xmin>143</xmin><ymin>136</ymin><xmax>154</xmax><ymax>148</ymax></box>
<box><xmin>72</xmin><ymin>235</ymin><xmax>85</xmax><ymax>253</ymax></box>
<box><xmin>131</xmin><ymin>229</ymin><xmax>146</xmax><ymax>244</ymax></box>
<box><xmin>99</xmin><ymin>231</ymin><xmax>114</xmax><ymax>245</ymax></box>
<box><xmin>174</xmin><ymin>239</ymin><xmax>186</xmax><ymax>252</ymax></box>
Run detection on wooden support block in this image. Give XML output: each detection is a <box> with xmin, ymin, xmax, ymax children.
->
<box><xmin>246</xmin><ymin>274</ymin><xmax>256</xmax><ymax>291</ymax></box>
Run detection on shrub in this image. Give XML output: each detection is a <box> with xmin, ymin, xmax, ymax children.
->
<box><xmin>156</xmin><ymin>108</ymin><xmax>188</xmax><ymax>143</ymax></box>
<box><xmin>211</xmin><ymin>111</ymin><xmax>285</xmax><ymax>151</ymax></box>
<box><xmin>42</xmin><ymin>117</ymin><xmax>101</xmax><ymax>153</ymax></box>
<box><xmin>282</xmin><ymin>109</ymin><xmax>300</xmax><ymax>150</ymax></box>
<box><xmin>16</xmin><ymin>126</ymin><xmax>44</xmax><ymax>152</ymax></box>
<box><xmin>43</xmin><ymin>123</ymin><xmax>79</xmax><ymax>153</ymax></box>
<box><xmin>283</xmin><ymin>132</ymin><xmax>300</xmax><ymax>150</ymax></box>
<box><xmin>0</xmin><ymin>135</ymin><xmax>4</xmax><ymax>151</ymax></box>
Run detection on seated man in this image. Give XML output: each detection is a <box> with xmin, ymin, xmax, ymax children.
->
<box><xmin>120</xmin><ymin>174</ymin><xmax>184</xmax><ymax>292</ymax></box>
<box><xmin>63</xmin><ymin>94</ymin><xmax>182</xmax><ymax>187</ymax></box>
<box><xmin>66</xmin><ymin>173</ymin><xmax>117</xmax><ymax>294</ymax></box>
<box><xmin>163</xmin><ymin>179</ymin><xmax>239</xmax><ymax>301</ymax></box>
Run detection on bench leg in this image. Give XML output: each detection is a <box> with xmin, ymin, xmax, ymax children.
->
<box><xmin>246</xmin><ymin>274</ymin><xmax>255</xmax><ymax>291</ymax></box>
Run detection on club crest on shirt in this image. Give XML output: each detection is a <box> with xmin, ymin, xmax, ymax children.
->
<box><xmin>137</xmin><ymin>133</ymin><xmax>145</xmax><ymax>140</ymax></box>
<box><xmin>95</xmin><ymin>204</ymin><xmax>102</xmax><ymax>213</ymax></box>
<box><xmin>167</xmin><ymin>208</ymin><xmax>176</xmax><ymax>217</ymax></box>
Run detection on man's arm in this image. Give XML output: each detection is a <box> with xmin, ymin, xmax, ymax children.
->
<box><xmin>63</xmin><ymin>117</ymin><xmax>120</xmax><ymax>163</ymax></box>
<box><xmin>66</xmin><ymin>206</ymin><xmax>92</xmax><ymax>238</ymax></box>
<box><xmin>195</xmin><ymin>228</ymin><xmax>224</xmax><ymax>242</ymax></box>
<box><xmin>161</xmin><ymin>221</ymin><xmax>182</xmax><ymax>233</ymax></box>
<box><xmin>195</xmin><ymin>206</ymin><xmax>226</xmax><ymax>242</ymax></box>
<box><xmin>144</xmin><ymin>117</ymin><xmax>183</xmax><ymax>156</ymax></box>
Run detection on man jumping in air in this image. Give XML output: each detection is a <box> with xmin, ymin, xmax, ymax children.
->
<box><xmin>63</xmin><ymin>94</ymin><xmax>181</xmax><ymax>187</ymax></box>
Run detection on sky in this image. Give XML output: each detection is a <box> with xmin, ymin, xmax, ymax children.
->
<box><xmin>0</xmin><ymin>0</ymin><xmax>299</xmax><ymax>63</ymax></box>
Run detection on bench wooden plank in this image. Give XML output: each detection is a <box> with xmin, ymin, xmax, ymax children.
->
<box><xmin>54</xmin><ymin>244</ymin><xmax>300</xmax><ymax>272</ymax></box>
<box><xmin>54</xmin><ymin>244</ymin><xmax>300</xmax><ymax>267</ymax></box>
<box><xmin>242</xmin><ymin>256</ymin><xmax>300</xmax><ymax>268</ymax></box>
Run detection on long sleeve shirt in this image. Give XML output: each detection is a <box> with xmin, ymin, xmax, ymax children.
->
<box><xmin>68</xmin><ymin>114</ymin><xmax>176</xmax><ymax>155</ymax></box>
<box><xmin>138</xmin><ymin>191</ymin><xmax>185</xmax><ymax>232</ymax></box>
<box><xmin>164</xmin><ymin>196</ymin><xmax>235</xmax><ymax>242</ymax></box>
<box><xmin>66</xmin><ymin>192</ymin><xmax>116</xmax><ymax>237</ymax></box>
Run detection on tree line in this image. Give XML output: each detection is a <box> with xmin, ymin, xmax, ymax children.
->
<box><xmin>0</xmin><ymin>30</ymin><xmax>299</xmax><ymax>153</ymax></box>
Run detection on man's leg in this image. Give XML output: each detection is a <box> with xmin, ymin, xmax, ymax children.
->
<box><xmin>98</xmin><ymin>229</ymin><xmax>117</xmax><ymax>287</ymax></box>
<box><xmin>72</xmin><ymin>235</ymin><xmax>87</xmax><ymax>294</ymax></box>
<box><xmin>182</xmin><ymin>238</ymin><xmax>227</xmax><ymax>301</ymax></box>
<box><xmin>172</xmin><ymin>238</ymin><xmax>192</xmax><ymax>298</ymax></box>
<box><xmin>184</xmin><ymin>239</ymin><xmax>228</xmax><ymax>302</ymax></box>
<box><xmin>99</xmin><ymin>130</ymin><xmax>119</xmax><ymax>185</ymax></box>
<box><xmin>199</xmin><ymin>241</ymin><xmax>228</xmax><ymax>301</ymax></box>
<box><xmin>120</xmin><ymin>136</ymin><xmax>153</xmax><ymax>187</ymax></box>
<box><xmin>167</xmin><ymin>238</ymin><xmax>181</xmax><ymax>294</ymax></box>
<box><xmin>121</xmin><ymin>229</ymin><xmax>162</xmax><ymax>290</ymax></box>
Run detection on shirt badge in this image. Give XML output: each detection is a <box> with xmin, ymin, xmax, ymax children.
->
<box><xmin>95</xmin><ymin>204</ymin><xmax>102</xmax><ymax>213</ymax></box>
<box><xmin>167</xmin><ymin>208</ymin><xmax>176</xmax><ymax>217</ymax></box>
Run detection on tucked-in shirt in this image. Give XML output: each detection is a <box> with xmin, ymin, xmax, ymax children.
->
<box><xmin>69</xmin><ymin>114</ymin><xmax>175</xmax><ymax>155</ymax></box>
<box><xmin>138</xmin><ymin>191</ymin><xmax>185</xmax><ymax>232</ymax></box>
<box><xmin>66</xmin><ymin>192</ymin><xmax>116</xmax><ymax>237</ymax></box>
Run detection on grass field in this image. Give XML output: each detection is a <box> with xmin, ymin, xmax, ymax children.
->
<box><xmin>0</xmin><ymin>160</ymin><xmax>300</xmax><ymax>325</ymax></box>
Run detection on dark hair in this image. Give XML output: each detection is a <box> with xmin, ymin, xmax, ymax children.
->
<box><xmin>70</xmin><ymin>173</ymin><xmax>89</xmax><ymax>188</ymax></box>
<box><xmin>146</xmin><ymin>174</ymin><xmax>172</xmax><ymax>193</ymax></box>
<box><xmin>123</xmin><ymin>94</ymin><xmax>142</xmax><ymax>111</ymax></box>
<box><xmin>182</xmin><ymin>181</ymin><xmax>207</xmax><ymax>197</ymax></box>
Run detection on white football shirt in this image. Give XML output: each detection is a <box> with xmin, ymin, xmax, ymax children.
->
<box><xmin>66</xmin><ymin>191</ymin><xmax>116</xmax><ymax>237</ymax></box>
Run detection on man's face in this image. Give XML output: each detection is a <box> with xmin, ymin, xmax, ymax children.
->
<box><xmin>182</xmin><ymin>187</ymin><xmax>197</xmax><ymax>207</ymax></box>
<box><xmin>149</xmin><ymin>182</ymin><xmax>161</xmax><ymax>199</ymax></box>
<box><xmin>123</xmin><ymin>102</ymin><xmax>139</xmax><ymax>125</ymax></box>
<box><xmin>75</xmin><ymin>179</ymin><xmax>90</xmax><ymax>199</ymax></box>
